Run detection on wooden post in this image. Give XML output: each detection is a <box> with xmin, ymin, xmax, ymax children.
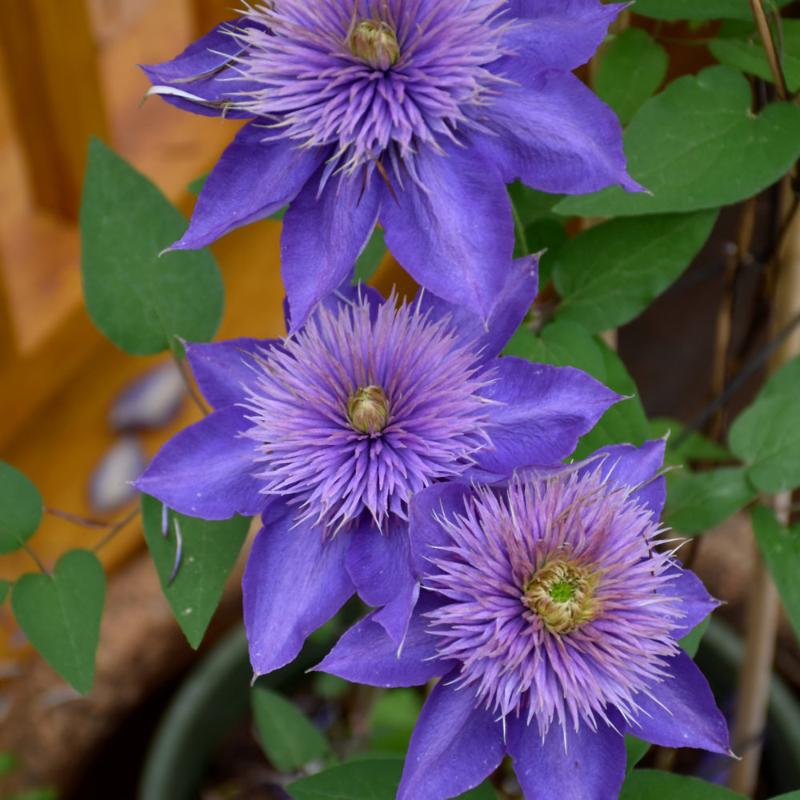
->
<box><xmin>192</xmin><ymin>0</ymin><xmax>237</xmax><ymax>35</ymax></box>
<box><xmin>0</xmin><ymin>0</ymin><xmax>109</xmax><ymax>220</ymax></box>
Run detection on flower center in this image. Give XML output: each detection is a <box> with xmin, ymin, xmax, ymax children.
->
<box><xmin>348</xmin><ymin>19</ymin><xmax>400</xmax><ymax>70</ymax></box>
<box><xmin>347</xmin><ymin>385</ymin><xmax>390</xmax><ymax>434</ymax></box>
<box><xmin>524</xmin><ymin>560</ymin><xmax>598</xmax><ymax>635</ymax></box>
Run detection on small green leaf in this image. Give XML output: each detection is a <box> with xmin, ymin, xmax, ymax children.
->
<box><xmin>141</xmin><ymin>495</ymin><xmax>250</xmax><ymax>649</ymax></box>
<box><xmin>711</xmin><ymin>20</ymin><xmax>800</xmax><ymax>92</ymax></box>
<box><xmin>0</xmin><ymin>462</ymin><xmax>43</xmax><ymax>554</ymax></box>
<box><xmin>0</xmin><ymin>751</ymin><xmax>17</xmax><ymax>775</ymax></box>
<box><xmin>665</xmin><ymin>467</ymin><xmax>757</xmax><ymax>535</ymax></box>
<box><xmin>369</xmin><ymin>689</ymin><xmax>423</xmax><ymax>753</ymax></box>
<box><xmin>633</xmin><ymin>0</ymin><xmax>790</xmax><ymax>20</ymax></box>
<box><xmin>625</xmin><ymin>736</ymin><xmax>649</xmax><ymax>774</ymax></box>
<box><xmin>81</xmin><ymin>139</ymin><xmax>224</xmax><ymax>355</ymax></box>
<box><xmin>680</xmin><ymin>617</ymin><xmax>711</xmax><ymax>658</ymax></box>
<box><xmin>596</xmin><ymin>29</ymin><xmax>668</xmax><ymax>124</ymax></box>
<box><xmin>556</xmin><ymin>67</ymin><xmax>800</xmax><ymax>218</ymax></box>
<box><xmin>252</xmin><ymin>686</ymin><xmax>329</xmax><ymax>772</ymax></box>
<box><xmin>620</xmin><ymin>770</ymin><xmax>745</xmax><ymax>799</ymax></box>
<box><xmin>752</xmin><ymin>505</ymin><xmax>800</xmax><ymax>641</ymax></box>
<box><xmin>355</xmin><ymin>228</ymin><xmax>387</xmax><ymax>283</ymax></box>
<box><xmin>554</xmin><ymin>211</ymin><xmax>718</xmax><ymax>333</ymax></box>
<box><xmin>11</xmin><ymin>550</ymin><xmax>105</xmax><ymax>694</ymax></box>
<box><xmin>730</xmin><ymin>395</ymin><xmax>800</xmax><ymax>493</ymax></box>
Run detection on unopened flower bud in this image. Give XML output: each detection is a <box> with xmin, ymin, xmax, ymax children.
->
<box><xmin>349</xmin><ymin>19</ymin><xmax>400</xmax><ymax>70</ymax></box>
<box><xmin>347</xmin><ymin>385</ymin><xmax>390</xmax><ymax>433</ymax></box>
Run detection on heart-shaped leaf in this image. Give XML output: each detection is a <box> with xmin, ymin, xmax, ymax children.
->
<box><xmin>632</xmin><ymin>0</ymin><xmax>791</xmax><ymax>20</ymax></box>
<box><xmin>0</xmin><ymin>462</ymin><xmax>43</xmax><ymax>554</ymax></box>
<box><xmin>12</xmin><ymin>549</ymin><xmax>106</xmax><ymax>693</ymax></box>
<box><xmin>621</xmin><ymin>770</ymin><xmax>744</xmax><ymax>799</ymax></box>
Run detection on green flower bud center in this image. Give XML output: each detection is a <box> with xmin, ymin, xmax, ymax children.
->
<box><xmin>524</xmin><ymin>560</ymin><xmax>597</xmax><ymax>635</ymax></box>
<box><xmin>347</xmin><ymin>385</ymin><xmax>390</xmax><ymax>434</ymax></box>
<box><xmin>349</xmin><ymin>19</ymin><xmax>400</xmax><ymax>70</ymax></box>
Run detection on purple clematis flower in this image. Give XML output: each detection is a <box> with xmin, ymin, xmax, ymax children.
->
<box><xmin>144</xmin><ymin>0</ymin><xmax>642</xmax><ymax>328</ymax></box>
<box><xmin>135</xmin><ymin>257</ymin><xmax>622</xmax><ymax>676</ymax></box>
<box><xmin>318</xmin><ymin>440</ymin><xmax>731</xmax><ymax>800</ymax></box>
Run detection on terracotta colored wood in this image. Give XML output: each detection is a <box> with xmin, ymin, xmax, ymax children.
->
<box><xmin>0</xmin><ymin>0</ymin><xmax>109</xmax><ymax>220</ymax></box>
<box><xmin>193</xmin><ymin>0</ymin><xmax>238</xmax><ymax>34</ymax></box>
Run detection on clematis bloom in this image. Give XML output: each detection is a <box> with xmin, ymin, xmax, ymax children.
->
<box><xmin>135</xmin><ymin>259</ymin><xmax>622</xmax><ymax>677</ymax></box>
<box><xmin>319</xmin><ymin>440</ymin><xmax>731</xmax><ymax>800</ymax></box>
<box><xmin>144</xmin><ymin>0</ymin><xmax>642</xmax><ymax>328</ymax></box>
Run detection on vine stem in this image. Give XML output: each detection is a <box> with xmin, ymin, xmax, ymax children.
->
<box><xmin>748</xmin><ymin>0</ymin><xmax>789</xmax><ymax>101</ymax></box>
<box><xmin>22</xmin><ymin>543</ymin><xmax>48</xmax><ymax>575</ymax></box>
<box><xmin>92</xmin><ymin>506</ymin><xmax>140</xmax><ymax>553</ymax></box>
<box><xmin>172</xmin><ymin>349</ymin><xmax>210</xmax><ymax>417</ymax></box>
<box><xmin>729</xmin><ymin>185</ymin><xmax>800</xmax><ymax>795</ymax></box>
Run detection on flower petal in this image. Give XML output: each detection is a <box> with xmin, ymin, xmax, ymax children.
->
<box><xmin>583</xmin><ymin>440</ymin><xmax>667</xmax><ymax>516</ymax></box>
<box><xmin>134</xmin><ymin>406</ymin><xmax>264</xmax><ymax>519</ymax></box>
<box><xmin>187</xmin><ymin>338</ymin><xmax>277</xmax><ymax>410</ymax></box>
<box><xmin>417</xmin><ymin>255</ymin><xmax>539</xmax><ymax>363</ymax></box>
<box><xmin>282</xmin><ymin>172</ymin><xmax>381</xmax><ymax>331</ymax></box>
<box><xmin>502</xmin><ymin>1</ymin><xmax>625</xmax><ymax>72</ymax></box>
<box><xmin>380</xmin><ymin>144</ymin><xmax>514</xmax><ymax>321</ymax></box>
<box><xmin>398</xmin><ymin>678</ymin><xmax>505</xmax><ymax>800</ymax></box>
<box><xmin>142</xmin><ymin>20</ymin><xmax>259</xmax><ymax>117</ymax></box>
<box><xmin>408</xmin><ymin>482</ymin><xmax>473</xmax><ymax>578</ymax></box>
<box><xmin>626</xmin><ymin>651</ymin><xmax>731</xmax><ymax>755</ymax></box>
<box><xmin>171</xmin><ymin>123</ymin><xmax>324</xmax><ymax>251</ymax></box>
<box><xmin>477</xmin><ymin>358</ymin><xmax>622</xmax><ymax>474</ymax></box>
<box><xmin>345</xmin><ymin>519</ymin><xmax>419</xmax><ymax>644</ymax></box>
<box><xmin>506</xmin><ymin>712</ymin><xmax>627</xmax><ymax>800</ymax></box>
<box><xmin>668</xmin><ymin>566</ymin><xmax>721</xmax><ymax>639</ymax></box>
<box><xmin>315</xmin><ymin>594</ymin><xmax>449</xmax><ymax>687</ymax></box>
<box><xmin>476</xmin><ymin>72</ymin><xmax>641</xmax><ymax>194</ymax></box>
<box><xmin>244</xmin><ymin>503</ymin><xmax>355</xmax><ymax>676</ymax></box>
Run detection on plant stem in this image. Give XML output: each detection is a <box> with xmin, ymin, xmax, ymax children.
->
<box><xmin>22</xmin><ymin>543</ymin><xmax>48</xmax><ymax>574</ymax></box>
<box><xmin>45</xmin><ymin>507</ymin><xmax>110</xmax><ymax>530</ymax></box>
<box><xmin>749</xmin><ymin>0</ymin><xmax>789</xmax><ymax>101</ymax></box>
<box><xmin>93</xmin><ymin>506</ymin><xmax>140</xmax><ymax>553</ymax></box>
<box><xmin>172</xmin><ymin>350</ymin><xmax>210</xmax><ymax>417</ymax></box>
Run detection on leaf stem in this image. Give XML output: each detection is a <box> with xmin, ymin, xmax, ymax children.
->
<box><xmin>93</xmin><ymin>506</ymin><xmax>140</xmax><ymax>554</ymax></box>
<box><xmin>749</xmin><ymin>0</ymin><xmax>789</xmax><ymax>101</ymax></box>
<box><xmin>172</xmin><ymin>350</ymin><xmax>210</xmax><ymax>417</ymax></box>
<box><xmin>45</xmin><ymin>507</ymin><xmax>110</xmax><ymax>530</ymax></box>
<box><xmin>22</xmin><ymin>543</ymin><xmax>48</xmax><ymax>575</ymax></box>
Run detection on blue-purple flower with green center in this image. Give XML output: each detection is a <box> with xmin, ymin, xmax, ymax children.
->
<box><xmin>144</xmin><ymin>0</ymin><xmax>641</xmax><ymax>329</ymax></box>
<box><xmin>318</xmin><ymin>441</ymin><xmax>731</xmax><ymax>800</ymax></box>
<box><xmin>135</xmin><ymin>259</ymin><xmax>621</xmax><ymax>676</ymax></box>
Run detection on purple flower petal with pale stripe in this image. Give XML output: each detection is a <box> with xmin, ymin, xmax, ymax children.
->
<box><xmin>397</xmin><ymin>678</ymin><xmax>505</xmax><ymax>800</ymax></box>
<box><xmin>171</xmin><ymin>124</ymin><xmax>324</xmax><ymax>251</ymax></box>
<box><xmin>476</xmin><ymin>358</ymin><xmax>622</xmax><ymax>474</ymax></box>
<box><xmin>187</xmin><ymin>338</ymin><xmax>276</xmax><ymax>409</ymax></box>
<box><xmin>134</xmin><ymin>406</ymin><xmax>263</xmax><ymax>520</ymax></box>
<box><xmin>244</xmin><ymin>502</ymin><xmax>355</xmax><ymax>676</ymax></box>
<box><xmin>506</xmin><ymin>710</ymin><xmax>627</xmax><ymax>800</ymax></box>
<box><xmin>626</xmin><ymin>652</ymin><xmax>731</xmax><ymax>755</ymax></box>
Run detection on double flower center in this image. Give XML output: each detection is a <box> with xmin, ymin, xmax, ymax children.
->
<box><xmin>348</xmin><ymin>19</ymin><xmax>401</xmax><ymax>70</ymax></box>
<box><xmin>524</xmin><ymin>559</ymin><xmax>599</xmax><ymax>635</ymax></box>
<box><xmin>347</xmin><ymin>385</ymin><xmax>390</xmax><ymax>434</ymax></box>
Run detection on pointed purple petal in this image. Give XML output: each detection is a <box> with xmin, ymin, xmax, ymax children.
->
<box><xmin>409</xmin><ymin>482</ymin><xmax>472</xmax><ymax>578</ymax></box>
<box><xmin>417</xmin><ymin>255</ymin><xmax>539</xmax><ymax>363</ymax></box>
<box><xmin>477</xmin><ymin>72</ymin><xmax>641</xmax><ymax>194</ymax></box>
<box><xmin>668</xmin><ymin>567</ymin><xmax>720</xmax><ymax>639</ymax></box>
<box><xmin>627</xmin><ymin>651</ymin><xmax>731</xmax><ymax>755</ymax></box>
<box><xmin>134</xmin><ymin>406</ymin><xmax>264</xmax><ymax>520</ymax></box>
<box><xmin>316</xmin><ymin>594</ymin><xmax>449</xmax><ymax>687</ymax></box>
<box><xmin>582</xmin><ymin>440</ymin><xmax>667</xmax><ymax>516</ymax></box>
<box><xmin>398</xmin><ymin>679</ymin><xmax>505</xmax><ymax>800</ymax></box>
<box><xmin>380</xmin><ymin>145</ymin><xmax>514</xmax><ymax>321</ymax></box>
<box><xmin>502</xmin><ymin>1</ymin><xmax>625</xmax><ymax>72</ymax></box>
<box><xmin>282</xmin><ymin>173</ymin><xmax>381</xmax><ymax>331</ymax></box>
<box><xmin>171</xmin><ymin>123</ymin><xmax>324</xmax><ymax>251</ymax></box>
<box><xmin>244</xmin><ymin>504</ymin><xmax>355</xmax><ymax>676</ymax></box>
<box><xmin>506</xmin><ymin>712</ymin><xmax>627</xmax><ymax>800</ymax></box>
<box><xmin>346</xmin><ymin>520</ymin><xmax>419</xmax><ymax>644</ymax></box>
<box><xmin>478</xmin><ymin>358</ymin><xmax>622</xmax><ymax>473</ymax></box>
<box><xmin>187</xmin><ymin>338</ymin><xmax>278</xmax><ymax>409</ymax></box>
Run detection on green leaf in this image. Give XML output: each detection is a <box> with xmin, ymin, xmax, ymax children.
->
<box><xmin>554</xmin><ymin>211</ymin><xmax>718</xmax><ymax>333</ymax></box>
<box><xmin>770</xmin><ymin>792</ymin><xmax>800</xmax><ymax>799</ymax></box>
<box><xmin>287</xmin><ymin>756</ymin><xmax>495</xmax><ymax>800</ymax></box>
<box><xmin>252</xmin><ymin>685</ymin><xmax>329</xmax><ymax>772</ymax></box>
<box><xmin>730</xmin><ymin>395</ymin><xmax>800</xmax><ymax>493</ymax></box>
<box><xmin>369</xmin><ymin>689</ymin><xmax>423</xmax><ymax>753</ymax></box>
<box><xmin>650</xmin><ymin>418</ymin><xmax>731</xmax><ymax>466</ymax></box>
<box><xmin>141</xmin><ymin>495</ymin><xmax>250</xmax><ymax>649</ymax></box>
<box><xmin>711</xmin><ymin>20</ymin><xmax>800</xmax><ymax>92</ymax></box>
<box><xmin>625</xmin><ymin>736</ymin><xmax>649</xmax><ymax>774</ymax></box>
<box><xmin>8</xmin><ymin>791</ymin><xmax>58</xmax><ymax>800</ymax></box>
<box><xmin>312</xmin><ymin>673</ymin><xmax>349</xmax><ymax>700</ymax></box>
<box><xmin>680</xmin><ymin>617</ymin><xmax>711</xmax><ymax>658</ymax></box>
<box><xmin>753</xmin><ymin>505</ymin><xmax>800</xmax><ymax>641</ymax></box>
<box><xmin>81</xmin><ymin>139</ymin><xmax>224</xmax><ymax>355</ymax></box>
<box><xmin>621</xmin><ymin>770</ymin><xmax>745</xmax><ymax>799</ymax></box>
<box><xmin>11</xmin><ymin>549</ymin><xmax>105</xmax><ymax>693</ymax></box>
<box><xmin>0</xmin><ymin>580</ymin><xmax>10</xmax><ymax>605</ymax></box>
<box><xmin>0</xmin><ymin>462</ymin><xmax>43</xmax><ymax>554</ymax></box>
<box><xmin>633</xmin><ymin>0</ymin><xmax>791</xmax><ymax>20</ymax></box>
<box><xmin>555</xmin><ymin>67</ymin><xmax>800</xmax><ymax>218</ymax></box>
<box><xmin>0</xmin><ymin>751</ymin><xmax>17</xmax><ymax>776</ymax></box>
<box><xmin>664</xmin><ymin>467</ymin><xmax>757</xmax><ymax>535</ymax></box>
<box><xmin>761</xmin><ymin>353</ymin><xmax>800</xmax><ymax>399</ymax></box>
<box><xmin>596</xmin><ymin>29</ymin><xmax>668</xmax><ymax>125</ymax></box>
<box><xmin>354</xmin><ymin>228</ymin><xmax>387</xmax><ymax>283</ymax></box>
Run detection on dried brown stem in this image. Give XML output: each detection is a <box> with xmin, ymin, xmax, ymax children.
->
<box><xmin>92</xmin><ymin>506</ymin><xmax>140</xmax><ymax>554</ymax></box>
<box><xmin>749</xmin><ymin>0</ymin><xmax>789</xmax><ymax>101</ymax></box>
